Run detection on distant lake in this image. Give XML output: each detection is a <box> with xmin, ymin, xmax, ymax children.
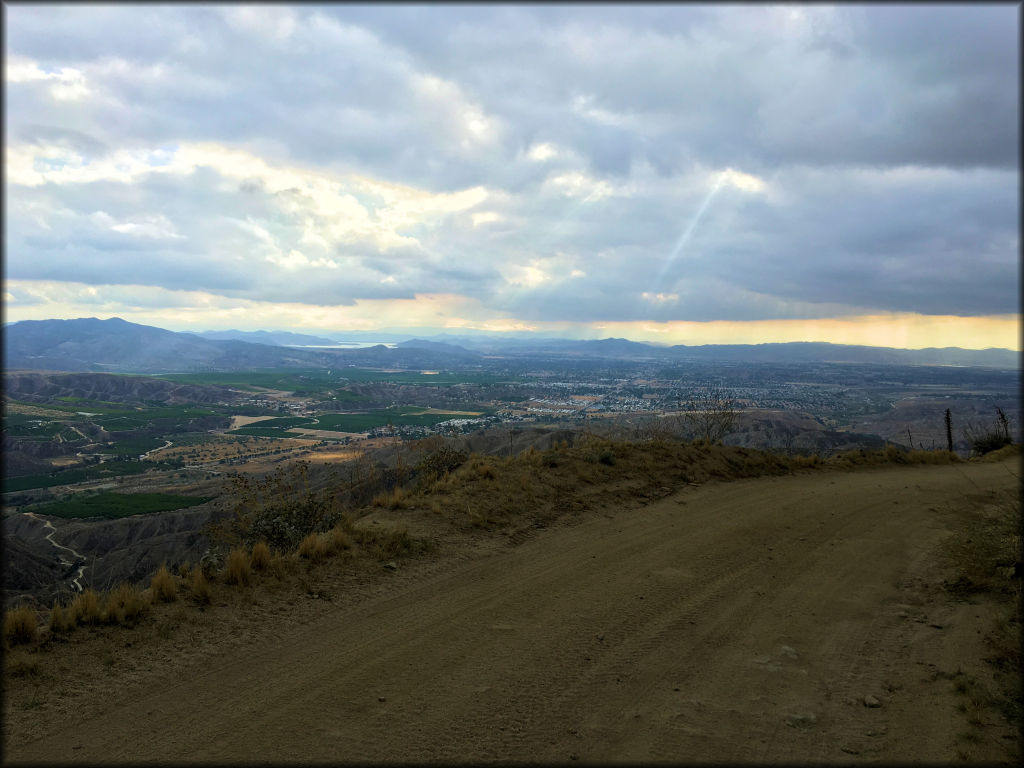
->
<box><xmin>285</xmin><ymin>342</ymin><xmax>398</xmax><ymax>349</ymax></box>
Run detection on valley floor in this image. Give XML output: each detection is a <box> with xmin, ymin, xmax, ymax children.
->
<box><xmin>4</xmin><ymin>457</ymin><xmax>1020</xmax><ymax>763</ymax></box>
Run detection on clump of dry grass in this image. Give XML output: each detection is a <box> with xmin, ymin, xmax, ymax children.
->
<box><xmin>150</xmin><ymin>564</ymin><xmax>177</xmax><ymax>602</ymax></box>
<box><xmin>976</xmin><ymin>443</ymin><xmax>1020</xmax><ymax>462</ymax></box>
<box><xmin>69</xmin><ymin>589</ymin><xmax>103</xmax><ymax>625</ymax></box>
<box><xmin>251</xmin><ymin>541</ymin><xmax>272</xmax><ymax>570</ymax></box>
<box><xmin>372</xmin><ymin>486</ymin><xmax>410</xmax><ymax>509</ymax></box>
<box><xmin>329</xmin><ymin>525</ymin><xmax>352</xmax><ymax>552</ymax></box>
<box><xmin>48</xmin><ymin>600</ymin><xmax>74</xmax><ymax>634</ymax></box>
<box><xmin>831</xmin><ymin>445</ymin><xmax>962</xmax><ymax>468</ymax></box>
<box><xmin>178</xmin><ymin>561</ymin><xmax>191</xmax><ymax>579</ymax></box>
<box><xmin>190</xmin><ymin>569</ymin><xmax>212</xmax><ymax>604</ymax></box>
<box><xmin>104</xmin><ymin>583</ymin><xmax>149</xmax><ymax>625</ymax></box>
<box><xmin>3</xmin><ymin>604</ymin><xmax>39</xmax><ymax>646</ymax></box>
<box><xmin>267</xmin><ymin>553</ymin><xmax>290</xmax><ymax>579</ymax></box>
<box><xmin>224</xmin><ymin>548</ymin><xmax>251</xmax><ymax>586</ymax></box>
<box><xmin>356</xmin><ymin>526</ymin><xmax>415</xmax><ymax>561</ymax></box>
<box><xmin>298</xmin><ymin>532</ymin><xmax>329</xmax><ymax>562</ymax></box>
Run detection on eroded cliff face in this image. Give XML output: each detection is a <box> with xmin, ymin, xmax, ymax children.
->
<box><xmin>3</xmin><ymin>503</ymin><xmax>223</xmax><ymax>606</ymax></box>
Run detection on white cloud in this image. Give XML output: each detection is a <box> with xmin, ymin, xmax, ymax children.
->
<box><xmin>527</xmin><ymin>143</ymin><xmax>558</xmax><ymax>161</ymax></box>
<box><xmin>544</xmin><ymin>171</ymin><xmax>615</xmax><ymax>202</ymax></box>
<box><xmin>718</xmin><ymin>168</ymin><xmax>766</xmax><ymax>193</ymax></box>
<box><xmin>471</xmin><ymin>211</ymin><xmax>503</xmax><ymax>227</ymax></box>
<box><xmin>5</xmin><ymin>56</ymin><xmax>91</xmax><ymax>100</ymax></box>
<box><xmin>109</xmin><ymin>214</ymin><xmax>184</xmax><ymax>240</ymax></box>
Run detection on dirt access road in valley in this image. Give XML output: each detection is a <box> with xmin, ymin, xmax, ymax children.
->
<box><xmin>6</xmin><ymin>458</ymin><xmax>1020</xmax><ymax>764</ymax></box>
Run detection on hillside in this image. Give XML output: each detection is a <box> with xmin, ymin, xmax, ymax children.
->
<box><xmin>3</xmin><ymin>317</ymin><xmax>337</xmax><ymax>373</ymax></box>
<box><xmin>3</xmin><ymin>371</ymin><xmax>240</xmax><ymax>406</ymax></box>
<box><xmin>5</xmin><ymin>318</ymin><xmax>1018</xmax><ymax>371</ymax></box>
<box><xmin>3</xmin><ymin>445</ymin><xmax>1020</xmax><ymax>764</ymax></box>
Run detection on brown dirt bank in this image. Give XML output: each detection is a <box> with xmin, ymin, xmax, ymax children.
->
<box><xmin>4</xmin><ymin>456</ymin><xmax>1020</xmax><ymax>764</ymax></box>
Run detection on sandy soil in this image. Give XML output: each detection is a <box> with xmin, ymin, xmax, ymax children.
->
<box><xmin>228</xmin><ymin>415</ymin><xmax>276</xmax><ymax>429</ymax></box>
<box><xmin>4</xmin><ymin>458</ymin><xmax>1019</xmax><ymax>764</ymax></box>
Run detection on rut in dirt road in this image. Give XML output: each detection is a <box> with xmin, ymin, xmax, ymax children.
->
<box><xmin>5</xmin><ymin>457</ymin><xmax>1020</xmax><ymax>764</ymax></box>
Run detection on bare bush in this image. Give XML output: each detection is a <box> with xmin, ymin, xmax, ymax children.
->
<box><xmin>964</xmin><ymin>407</ymin><xmax>1014</xmax><ymax>456</ymax></box>
<box><xmin>673</xmin><ymin>387</ymin><xmax>738</xmax><ymax>443</ymax></box>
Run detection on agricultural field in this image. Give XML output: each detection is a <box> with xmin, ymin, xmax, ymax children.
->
<box><xmin>225</xmin><ymin>406</ymin><xmax>481</xmax><ymax>437</ymax></box>
<box><xmin>156</xmin><ymin>433</ymin><xmax>322</xmax><ymax>467</ymax></box>
<box><xmin>4</xmin><ymin>460</ymin><xmax>182</xmax><ymax>493</ymax></box>
<box><xmin>154</xmin><ymin>370</ymin><xmax>367</xmax><ymax>401</ymax></box>
<box><xmin>156</xmin><ymin>367</ymin><xmax>514</xmax><ymax>391</ymax></box>
<box><xmin>24</xmin><ymin>491</ymin><xmax>212</xmax><ymax>519</ymax></box>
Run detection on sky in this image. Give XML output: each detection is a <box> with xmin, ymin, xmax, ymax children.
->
<box><xmin>3</xmin><ymin>4</ymin><xmax>1020</xmax><ymax>350</ymax></box>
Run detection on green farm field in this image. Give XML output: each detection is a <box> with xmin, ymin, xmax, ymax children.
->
<box><xmin>3</xmin><ymin>461</ymin><xmax>181</xmax><ymax>493</ymax></box>
<box><xmin>26</xmin><ymin>491</ymin><xmax>212</xmax><ymax>519</ymax></box>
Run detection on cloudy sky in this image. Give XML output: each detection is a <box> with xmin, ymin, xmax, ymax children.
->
<box><xmin>4</xmin><ymin>4</ymin><xmax>1020</xmax><ymax>349</ymax></box>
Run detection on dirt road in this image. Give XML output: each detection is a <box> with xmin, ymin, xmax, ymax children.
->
<box><xmin>6</xmin><ymin>458</ymin><xmax>1019</xmax><ymax>763</ymax></box>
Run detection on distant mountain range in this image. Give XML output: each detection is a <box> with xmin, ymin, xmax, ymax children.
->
<box><xmin>2</xmin><ymin>317</ymin><xmax>1018</xmax><ymax>373</ymax></box>
<box><xmin>194</xmin><ymin>329</ymin><xmax>341</xmax><ymax>347</ymax></box>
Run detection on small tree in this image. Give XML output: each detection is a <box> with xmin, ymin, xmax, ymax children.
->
<box><xmin>678</xmin><ymin>387</ymin><xmax>737</xmax><ymax>443</ymax></box>
<box><xmin>944</xmin><ymin>408</ymin><xmax>953</xmax><ymax>453</ymax></box>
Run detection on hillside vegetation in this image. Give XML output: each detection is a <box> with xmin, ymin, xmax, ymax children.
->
<box><xmin>4</xmin><ymin>437</ymin><xmax>972</xmax><ymax>646</ymax></box>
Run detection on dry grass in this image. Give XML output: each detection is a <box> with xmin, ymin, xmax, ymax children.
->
<box><xmin>356</xmin><ymin>526</ymin><xmax>415</xmax><ymax>561</ymax></box>
<box><xmin>224</xmin><ymin>548</ymin><xmax>251</xmax><ymax>586</ymax></box>
<box><xmin>329</xmin><ymin>526</ymin><xmax>352</xmax><ymax>552</ymax></box>
<box><xmin>3</xmin><ymin>604</ymin><xmax>39</xmax><ymax>646</ymax></box>
<box><xmin>372</xmin><ymin>486</ymin><xmax>410</xmax><ymax>509</ymax></box>
<box><xmin>832</xmin><ymin>445</ymin><xmax>962</xmax><ymax>467</ymax></box>
<box><xmin>103</xmin><ymin>583</ymin><xmax>149</xmax><ymax>625</ymax></box>
<box><xmin>251</xmin><ymin>541</ymin><xmax>272</xmax><ymax>571</ymax></box>
<box><xmin>976</xmin><ymin>443</ymin><xmax>1021</xmax><ymax>462</ymax></box>
<box><xmin>48</xmin><ymin>601</ymin><xmax>74</xmax><ymax>634</ymax></box>
<box><xmin>150</xmin><ymin>564</ymin><xmax>178</xmax><ymax>602</ymax></box>
<box><xmin>190</xmin><ymin>569</ymin><xmax>212</xmax><ymax>605</ymax></box>
<box><xmin>69</xmin><ymin>589</ymin><xmax>103</xmax><ymax>626</ymax></box>
<box><xmin>267</xmin><ymin>553</ymin><xmax>290</xmax><ymax>579</ymax></box>
<box><xmin>298</xmin><ymin>532</ymin><xmax>329</xmax><ymax>562</ymax></box>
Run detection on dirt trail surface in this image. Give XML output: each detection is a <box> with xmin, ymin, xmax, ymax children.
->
<box><xmin>5</xmin><ymin>458</ymin><xmax>1019</xmax><ymax>764</ymax></box>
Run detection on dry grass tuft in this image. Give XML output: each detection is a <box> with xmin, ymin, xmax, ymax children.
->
<box><xmin>268</xmin><ymin>553</ymin><xmax>290</xmax><ymax>579</ymax></box>
<box><xmin>190</xmin><ymin>569</ymin><xmax>212</xmax><ymax>604</ymax></box>
<box><xmin>150</xmin><ymin>564</ymin><xmax>177</xmax><ymax>602</ymax></box>
<box><xmin>104</xmin><ymin>583</ymin><xmax>149</xmax><ymax>625</ymax></box>
<box><xmin>4</xmin><ymin>604</ymin><xmax>39</xmax><ymax>646</ymax></box>
<box><xmin>69</xmin><ymin>589</ymin><xmax>103</xmax><ymax>626</ymax></box>
<box><xmin>224</xmin><ymin>548</ymin><xmax>251</xmax><ymax>586</ymax></box>
<box><xmin>373</xmin><ymin>486</ymin><xmax>410</xmax><ymax>509</ymax></box>
<box><xmin>298</xmin><ymin>532</ymin><xmax>330</xmax><ymax>561</ymax></box>
<box><xmin>251</xmin><ymin>541</ymin><xmax>272</xmax><ymax>570</ymax></box>
<box><xmin>48</xmin><ymin>601</ymin><xmax>75</xmax><ymax>634</ymax></box>
<box><xmin>356</xmin><ymin>526</ymin><xmax>415</xmax><ymax>561</ymax></box>
<box><xmin>177</xmin><ymin>561</ymin><xmax>191</xmax><ymax>579</ymax></box>
<box><xmin>330</xmin><ymin>526</ymin><xmax>352</xmax><ymax>552</ymax></box>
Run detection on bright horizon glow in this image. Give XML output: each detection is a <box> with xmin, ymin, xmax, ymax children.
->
<box><xmin>3</xmin><ymin>280</ymin><xmax>1019</xmax><ymax>351</ymax></box>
